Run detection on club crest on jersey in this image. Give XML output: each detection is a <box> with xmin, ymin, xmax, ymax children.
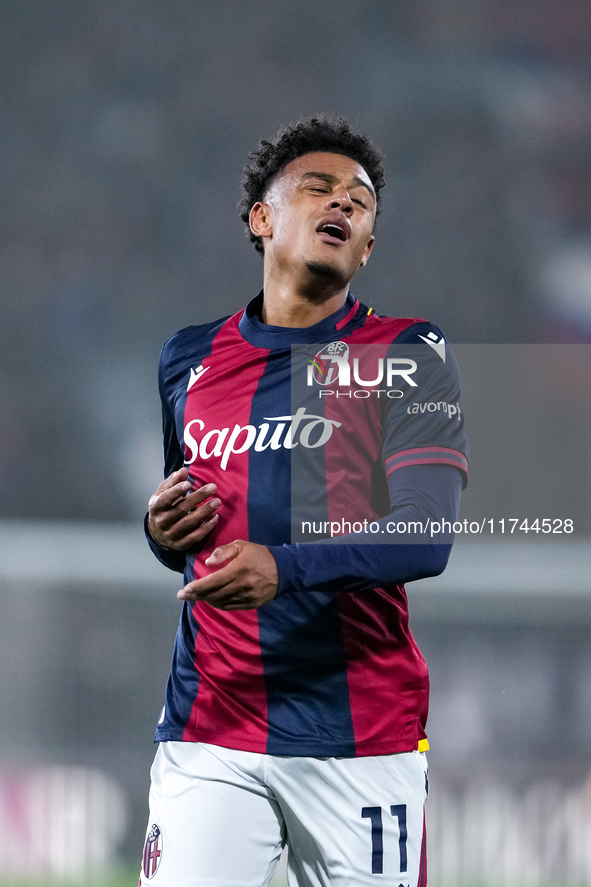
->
<box><xmin>306</xmin><ymin>342</ymin><xmax>418</xmax><ymax>391</ymax></box>
<box><xmin>142</xmin><ymin>823</ymin><xmax>163</xmax><ymax>880</ymax></box>
<box><xmin>306</xmin><ymin>341</ymin><xmax>349</xmax><ymax>385</ymax></box>
<box><xmin>183</xmin><ymin>407</ymin><xmax>341</xmax><ymax>470</ymax></box>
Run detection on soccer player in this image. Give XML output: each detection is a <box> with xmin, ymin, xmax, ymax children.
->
<box><xmin>141</xmin><ymin>116</ymin><xmax>468</xmax><ymax>887</ymax></box>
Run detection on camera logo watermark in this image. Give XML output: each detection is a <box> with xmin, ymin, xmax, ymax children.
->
<box><xmin>306</xmin><ymin>341</ymin><xmax>418</xmax><ymax>399</ymax></box>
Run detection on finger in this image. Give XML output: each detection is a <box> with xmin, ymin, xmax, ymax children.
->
<box><xmin>178</xmin><ymin>588</ymin><xmax>252</xmax><ymax>609</ymax></box>
<box><xmin>204</xmin><ymin>542</ymin><xmax>241</xmax><ymax>567</ymax></box>
<box><xmin>181</xmin><ymin>587</ymin><xmax>270</xmax><ymax>611</ymax></box>
<box><xmin>177</xmin><ymin>564</ymin><xmax>238</xmax><ymax>600</ymax></box>
<box><xmin>182</xmin><ymin>485</ymin><xmax>220</xmax><ymax>511</ymax></box>
<box><xmin>150</xmin><ymin>482</ymin><xmax>218</xmax><ymax>519</ymax></box>
<box><xmin>208</xmin><ymin>595</ymin><xmax>252</xmax><ymax>610</ymax></box>
<box><xmin>149</xmin><ymin>480</ymin><xmax>192</xmax><ymax>512</ymax></box>
<box><xmin>158</xmin><ymin>467</ymin><xmax>189</xmax><ymax>492</ymax></box>
<box><xmin>161</xmin><ymin>496</ymin><xmax>221</xmax><ymax>539</ymax></box>
<box><xmin>166</xmin><ymin>512</ymin><xmax>220</xmax><ymax>550</ymax></box>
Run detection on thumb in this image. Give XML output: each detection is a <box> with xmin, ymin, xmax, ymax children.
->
<box><xmin>205</xmin><ymin>541</ymin><xmax>241</xmax><ymax>567</ymax></box>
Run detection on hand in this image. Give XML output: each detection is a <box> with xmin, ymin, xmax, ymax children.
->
<box><xmin>147</xmin><ymin>467</ymin><xmax>221</xmax><ymax>551</ymax></box>
<box><xmin>177</xmin><ymin>540</ymin><xmax>278</xmax><ymax>610</ymax></box>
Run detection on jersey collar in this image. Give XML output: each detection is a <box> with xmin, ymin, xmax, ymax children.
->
<box><xmin>238</xmin><ymin>291</ymin><xmax>364</xmax><ymax>349</ymax></box>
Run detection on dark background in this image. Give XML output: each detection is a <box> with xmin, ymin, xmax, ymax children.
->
<box><xmin>2</xmin><ymin>0</ymin><xmax>591</xmax><ymax>524</ymax></box>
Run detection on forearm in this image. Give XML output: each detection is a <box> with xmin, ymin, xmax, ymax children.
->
<box><xmin>269</xmin><ymin>464</ymin><xmax>462</xmax><ymax>595</ymax></box>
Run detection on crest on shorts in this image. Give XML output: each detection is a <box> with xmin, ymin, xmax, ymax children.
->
<box><xmin>142</xmin><ymin>823</ymin><xmax>163</xmax><ymax>880</ymax></box>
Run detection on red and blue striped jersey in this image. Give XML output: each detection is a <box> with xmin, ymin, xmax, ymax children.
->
<box><xmin>151</xmin><ymin>293</ymin><xmax>468</xmax><ymax>756</ymax></box>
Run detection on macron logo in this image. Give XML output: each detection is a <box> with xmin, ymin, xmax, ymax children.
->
<box><xmin>418</xmin><ymin>332</ymin><xmax>446</xmax><ymax>362</ymax></box>
<box><xmin>187</xmin><ymin>365</ymin><xmax>210</xmax><ymax>391</ymax></box>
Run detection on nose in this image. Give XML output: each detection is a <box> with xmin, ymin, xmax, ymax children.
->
<box><xmin>328</xmin><ymin>190</ymin><xmax>353</xmax><ymax>214</ymax></box>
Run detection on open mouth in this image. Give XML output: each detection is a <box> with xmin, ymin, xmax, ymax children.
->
<box><xmin>316</xmin><ymin>216</ymin><xmax>350</xmax><ymax>244</ymax></box>
<box><xmin>319</xmin><ymin>223</ymin><xmax>346</xmax><ymax>242</ymax></box>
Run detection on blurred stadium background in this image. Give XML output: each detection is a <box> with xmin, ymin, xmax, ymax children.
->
<box><xmin>1</xmin><ymin>0</ymin><xmax>591</xmax><ymax>883</ymax></box>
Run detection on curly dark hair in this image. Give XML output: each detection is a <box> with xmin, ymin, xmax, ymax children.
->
<box><xmin>240</xmin><ymin>115</ymin><xmax>386</xmax><ymax>255</ymax></box>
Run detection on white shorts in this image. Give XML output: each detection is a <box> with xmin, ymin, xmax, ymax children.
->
<box><xmin>140</xmin><ymin>741</ymin><xmax>428</xmax><ymax>887</ymax></box>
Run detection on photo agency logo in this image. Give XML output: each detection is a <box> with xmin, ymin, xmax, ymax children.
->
<box><xmin>306</xmin><ymin>341</ymin><xmax>419</xmax><ymax>399</ymax></box>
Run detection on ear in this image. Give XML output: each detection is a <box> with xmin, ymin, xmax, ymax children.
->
<box><xmin>359</xmin><ymin>235</ymin><xmax>375</xmax><ymax>268</ymax></box>
<box><xmin>249</xmin><ymin>201</ymin><xmax>273</xmax><ymax>242</ymax></box>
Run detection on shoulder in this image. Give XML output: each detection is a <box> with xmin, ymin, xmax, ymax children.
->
<box><xmin>350</xmin><ymin>303</ymin><xmax>448</xmax><ymax>348</ymax></box>
<box><xmin>160</xmin><ymin>315</ymin><xmax>232</xmax><ymax>365</ymax></box>
<box><xmin>391</xmin><ymin>319</ymin><xmax>447</xmax><ymax>347</ymax></box>
<box><xmin>359</xmin><ymin>311</ymin><xmax>461</xmax><ymax>388</ymax></box>
<box><xmin>369</xmin><ymin>313</ymin><xmax>447</xmax><ymax>345</ymax></box>
<box><xmin>157</xmin><ymin>313</ymin><xmax>234</xmax><ymax>400</ymax></box>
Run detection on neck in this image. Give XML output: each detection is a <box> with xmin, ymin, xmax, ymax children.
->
<box><xmin>260</xmin><ymin>263</ymin><xmax>349</xmax><ymax>328</ymax></box>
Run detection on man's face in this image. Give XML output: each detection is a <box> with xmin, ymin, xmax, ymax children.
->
<box><xmin>250</xmin><ymin>152</ymin><xmax>377</xmax><ymax>286</ymax></box>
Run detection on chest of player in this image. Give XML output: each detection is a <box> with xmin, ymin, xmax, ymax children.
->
<box><xmin>176</xmin><ymin>348</ymin><xmax>291</xmax><ymax>472</ymax></box>
<box><xmin>178</xmin><ymin>346</ymin><xmax>387</xmax><ymax>474</ymax></box>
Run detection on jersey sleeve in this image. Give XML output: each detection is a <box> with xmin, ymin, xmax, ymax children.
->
<box><xmin>269</xmin><ymin>463</ymin><xmax>462</xmax><ymax>595</ymax></box>
<box><xmin>159</xmin><ymin>338</ymin><xmax>187</xmax><ymax>480</ymax></box>
<box><xmin>144</xmin><ymin>513</ymin><xmax>186</xmax><ymax>573</ymax></box>
<box><xmin>144</xmin><ymin>341</ymin><xmax>187</xmax><ymax>574</ymax></box>
<box><xmin>381</xmin><ymin>322</ymin><xmax>469</xmax><ymax>486</ymax></box>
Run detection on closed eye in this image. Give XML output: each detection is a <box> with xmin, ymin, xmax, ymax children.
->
<box><xmin>310</xmin><ymin>188</ymin><xmax>365</xmax><ymax>207</ymax></box>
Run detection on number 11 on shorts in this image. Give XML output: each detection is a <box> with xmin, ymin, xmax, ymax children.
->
<box><xmin>361</xmin><ymin>804</ymin><xmax>408</xmax><ymax>874</ymax></box>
